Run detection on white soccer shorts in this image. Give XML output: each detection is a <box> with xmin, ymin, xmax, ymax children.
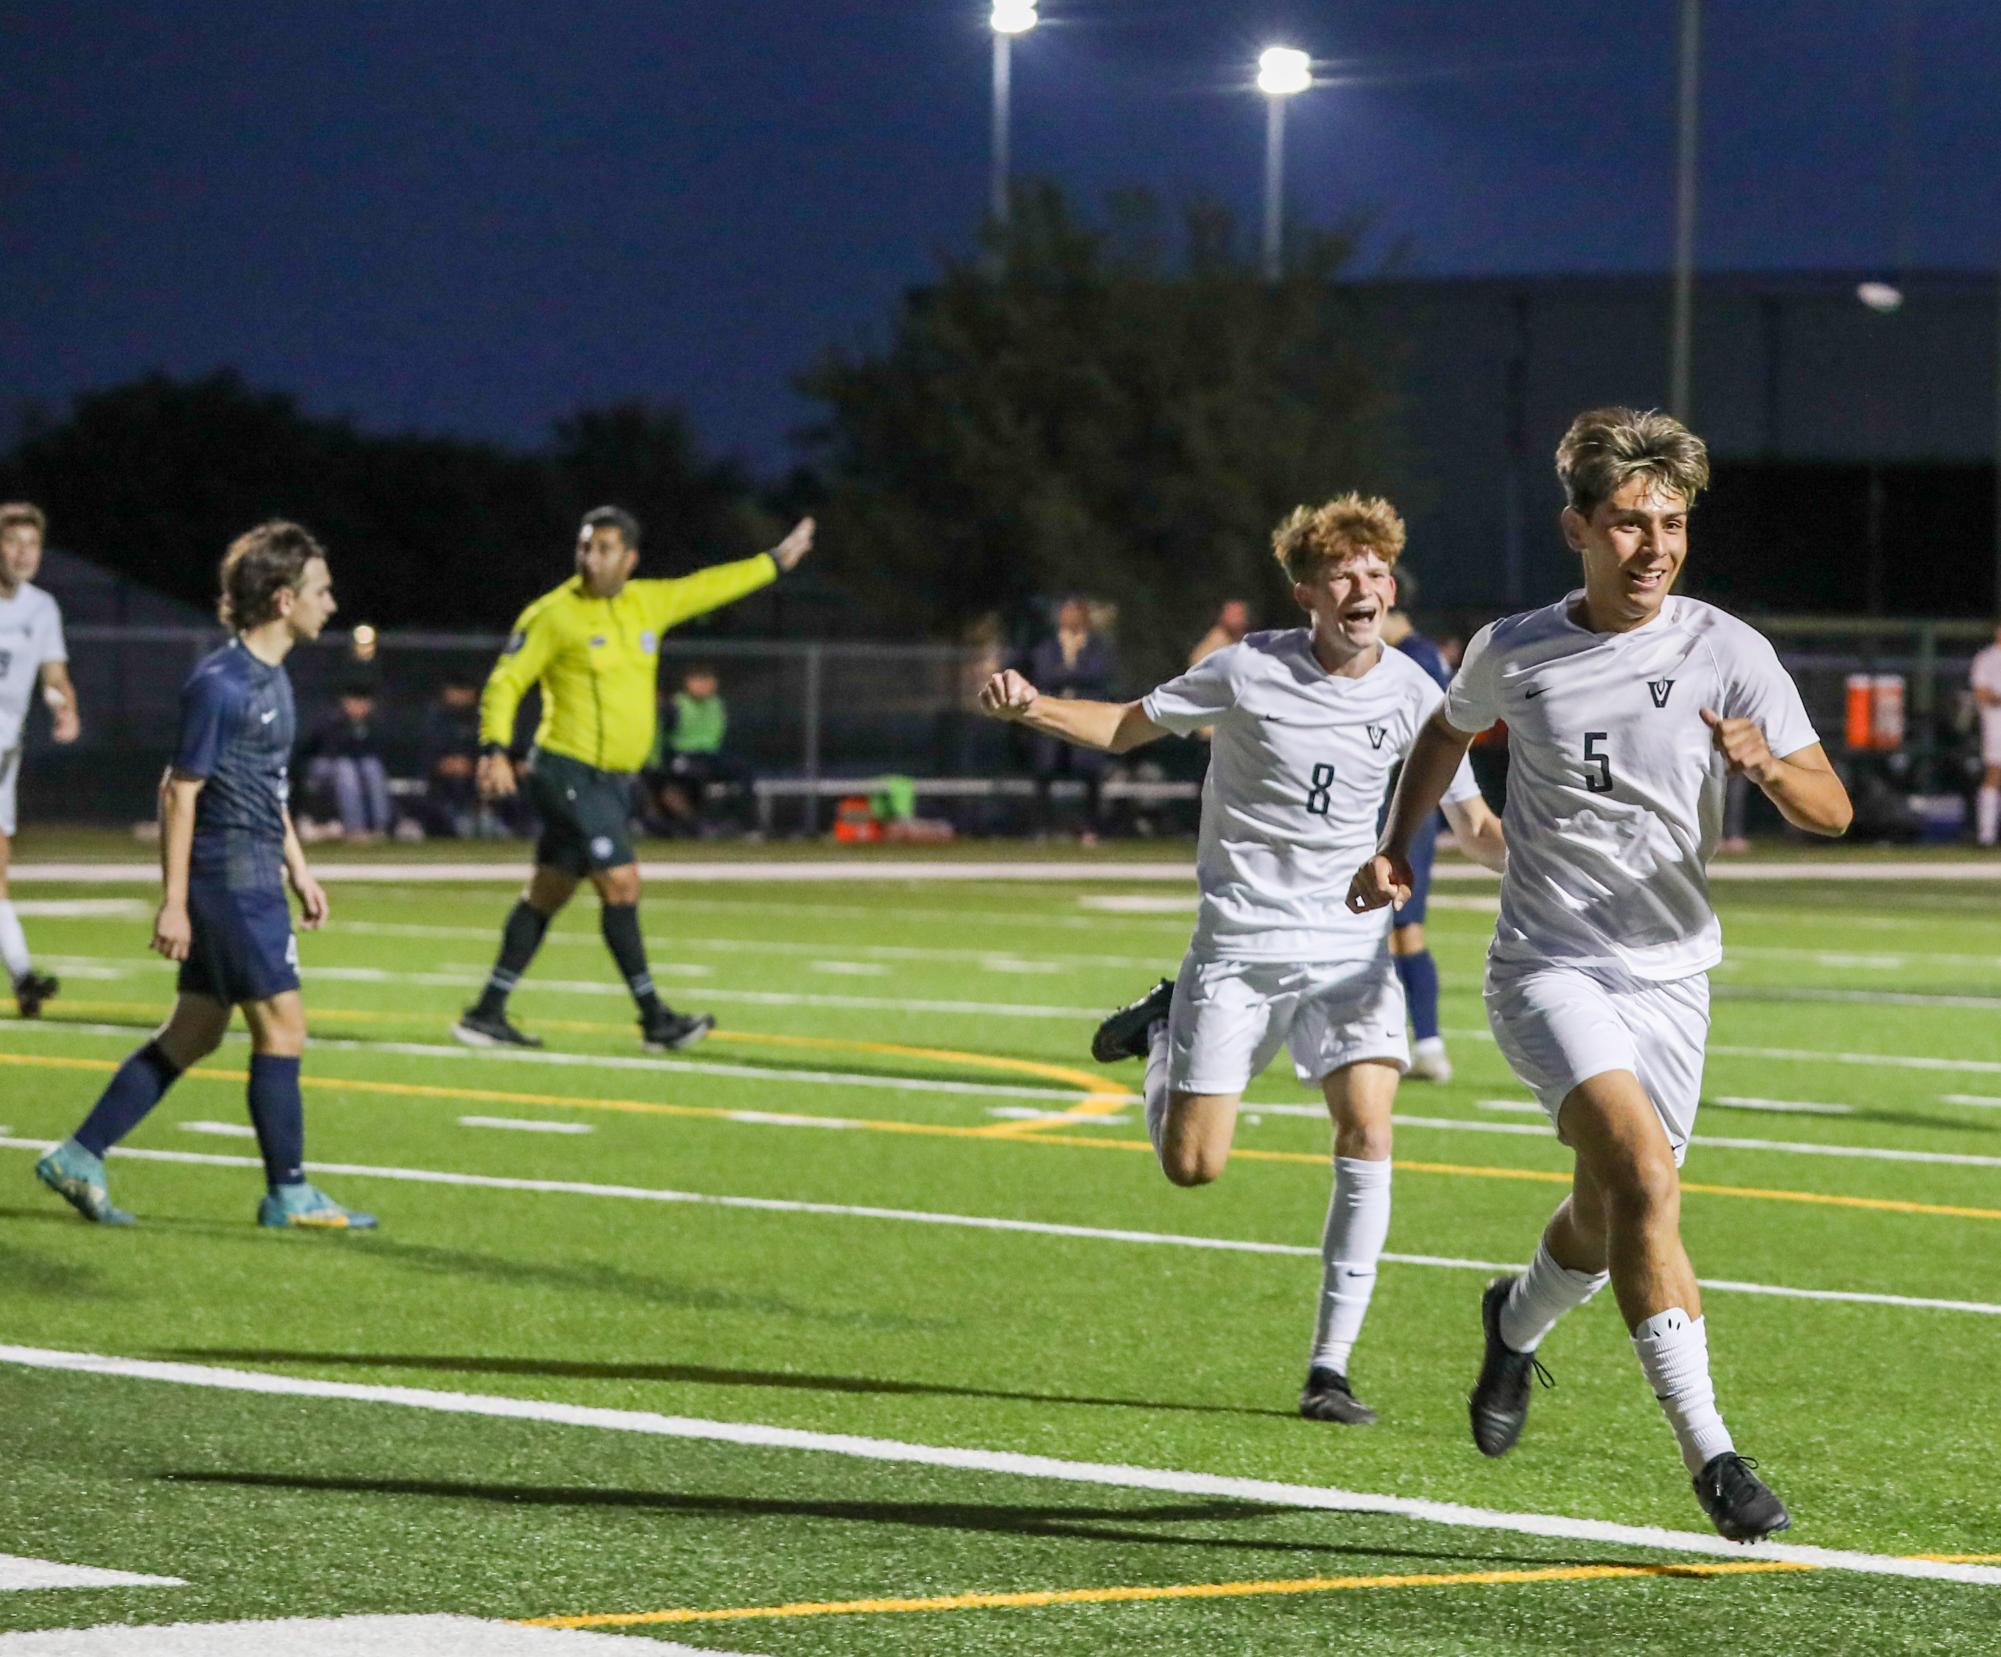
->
<box><xmin>1484</xmin><ymin>959</ymin><xmax>1710</xmax><ymax>1166</ymax></box>
<box><xmin>1981</xmin><ymin>708</ymin><xmax>2001</xmax><ymax>766</ymax></box>
<box><xmin>1167</xmin><ymin>951</ymin><xmax>1410</xmax><ymax>1096</ymax></box>
<box><xmin>0</xmin><ymin>747</ymin><xmax>19</xmax><ymax>837</ymax></box>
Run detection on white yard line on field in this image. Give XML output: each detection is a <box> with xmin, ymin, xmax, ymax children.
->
<box><xmin>457</xmin><ymin>1116</ymin><xmax>594</xmax><ymax>1135</ymax></box>
<box><xmin>0</xmin><ymin>1343</ymin><xmax>1994</xmax><ymax>1587</ymax></box>
<box><xmin>1</xmin><ymin>1137</ymin><xmax>1995</xmax><ymax>1322</ymax></box>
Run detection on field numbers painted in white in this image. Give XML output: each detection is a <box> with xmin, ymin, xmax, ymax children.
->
<box><xmin>0</xmin><ymin>1553</ymin><xmax>183</xmax><ymax>1591</ymax></box>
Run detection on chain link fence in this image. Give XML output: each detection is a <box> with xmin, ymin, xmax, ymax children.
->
<box><xmin>14</xmin><ymin>618</ymin><xmax>1997</xmax><ymax>838</ymax></box>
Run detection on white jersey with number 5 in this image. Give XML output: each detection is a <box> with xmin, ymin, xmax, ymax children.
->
<box><xmin>1445</xmin><ymin>593</ymin><xmax>1816</xmax><ymax>981</ymax></box>
<box><xmin>0</xmin><ymin>581</ymin><xmax>67</xmax><ymax>753</ymax></box>
<box><xmin>1143</xmin><ymin>629</ymin><xmax>1481</xmax><ymax>963</ymax></box>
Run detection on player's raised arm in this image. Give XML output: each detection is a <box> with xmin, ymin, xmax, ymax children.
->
<box><xmin>977</xmin><ymin>669</ymin><xmax>1163</xmax><ymax>754</ymax></box>
<box><xmin>1698</xmin><ymin>710</ymin><xmax>1851</xmax><ymax>836</ymax></box>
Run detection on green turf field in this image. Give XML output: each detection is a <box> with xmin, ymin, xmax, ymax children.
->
<box><xmin>2</xmin><ymin>844</ymin><xmax>1998</xmax><ymax>1652</ymax></box>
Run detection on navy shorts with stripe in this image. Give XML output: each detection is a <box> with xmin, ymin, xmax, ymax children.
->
<box><xmin>178</xmin><ymin>882</ymin><xmax>300</xmax><ymax>1005</ymax></box>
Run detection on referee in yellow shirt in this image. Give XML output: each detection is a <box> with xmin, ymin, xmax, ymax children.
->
<box><xmin>454</xmin><ymin>505</ymin><xmax>814</xmax><ymax>1050</ymax></box>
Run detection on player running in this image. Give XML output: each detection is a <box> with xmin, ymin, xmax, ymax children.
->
<box><xmin>1969</xmin><ymin>622</ymin><xmax>2001</xmax><ymax>846</ymax></box>
<box><xmin>0</xmin><ymin>502</ymin><xmax>82</xmax><ymax>1016</ymax></box>
<box><xmin>1353</xmin><ymin>407</ymin><xmax>1851</xmax><ymax>1541</ymax></box>
<box><xmin>37</xmin><ymin>522</ymin><xmax>375</xmax><ymax>1229</ymax></box>
<box><xmin>981</xmin><ymin>495</ymin><xmax>1505</xmax><ymax>1424</ymax></box>
<box><xmin>455</xmin><ymin>506</ymin><xmax>813</xmax><ymax>1052</ymax></box>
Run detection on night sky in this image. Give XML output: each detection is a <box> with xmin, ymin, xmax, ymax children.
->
<box><xmin>6</xmin><ymin>1</ymin><xmax>1997</xmax><ymax>472</ymax></box>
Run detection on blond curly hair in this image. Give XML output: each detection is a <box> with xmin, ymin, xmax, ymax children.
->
<box><xmin>1271</xmin><ymin>493</ymin><xmax>1407</xmax><ymax>584</ymax></box>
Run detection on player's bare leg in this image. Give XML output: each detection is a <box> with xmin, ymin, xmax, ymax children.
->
<box><xmin>1301</xmin><ymin>1059</ymin><xmax>1397</xmax><ymax>1424</ymax></box>
<box><xmin>456</xmin><ymin>866</ymin><xmax>577</xmax><ymax>1048</ymax></box>
<box><xmin>1980</xmin><ymin>762</ymin><xmax>2001</xmax><ymax>847</ymax></box>
<box><xmin>1154</xmin><ymin>1090</ymin><xmax>1241</xmax><ymax>1187</ymax></box>
<box><xmin>590</xmin><ymin>861</ymin><xmax>711</xmax><ymax>1050</ymax></box>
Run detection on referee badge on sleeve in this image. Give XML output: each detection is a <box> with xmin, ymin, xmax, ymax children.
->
<box><xmin>640</xmin><ymin>630</ymin><xmax>658</xmax><ymax>655</ymax></box>
<box><xmin>502</xmin><ymin>631</ymin><xmax>526</xmax><ymax>656</ymax></box>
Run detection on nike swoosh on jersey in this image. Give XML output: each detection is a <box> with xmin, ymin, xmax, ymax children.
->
<box><xmin>260</xmin><ymin>709</ymin><xmax>278</xmax><ymax>723</ymax></box>
<box><xmin>1523</xmin><ymin>685</ymin><xmax>1549</xmax><ymax>699</ymax></box>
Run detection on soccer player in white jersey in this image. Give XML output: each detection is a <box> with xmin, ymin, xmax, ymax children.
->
<box><xmin>980</xmin><ymin>496</ymin><xmax>1505</xmax><ymax>1424</ymax></box>
<box><xmin>1353</xmin><ymin>408</ymin><xmax>1851</xmax><ymax>1542</ymax></box>
<box><xmin>0</xmin><ymin>503</ymin><xmax>81</xmax><ymax>1016</ymax></box>
<box><xmin>1969</xmin><ymin>624</ymin><xmax>2001</xmax><ymax>845</ymax></box>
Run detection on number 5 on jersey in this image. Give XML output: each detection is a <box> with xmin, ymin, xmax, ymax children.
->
<box><xmin>1583</xmin><ymin>732</ymin><xmax>1613</xmax><ymax>792</ymax></box>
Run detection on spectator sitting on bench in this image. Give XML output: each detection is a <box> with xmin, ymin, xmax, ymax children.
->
<box><xmin>412</xmin><ymin>674</ymin><xmax>492</xmax><ymax>839</ymax></box>
<box><xmin>644</xmin><ymin>665</ymin><xmax>753</xmax><ymax>836</ymax></box>
<box><xmin>303</xmin><ymin>679</ymin><xmax>395</xmax><ymax>841</ymax></box>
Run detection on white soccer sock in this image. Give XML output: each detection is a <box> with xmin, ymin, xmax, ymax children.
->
<box><xmin>1309</xmin><ymin>1155</ymin><xmax>1393</xmax><ymax>1375</ymax></box>
<box><xmin>1632</xmin><ymin>1307</ymin><xmax>1735</xmax><ymax>1476</ymax></box>
<box><xmin>0</xmin><ymin>901</ymin><xmax>31</xmax><ymax>981</ymax></box>
<box><xmin>1142</xmin><ymin>1019</ymin><xmax>1171</xmax><ymax>1161</ymax></box>
<box><xmin>1498</xmin><ymin>1238</ymin><xmax>1609</xmax><ymax>1352</ymax></box>
<box><xmin>1980</xmin><ymin>786</ymin><xmax>2000</xmax><ymax>846</ymax></box>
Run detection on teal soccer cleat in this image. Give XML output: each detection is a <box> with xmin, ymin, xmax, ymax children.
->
<box><xmin>257</xmin><ymin>1182</ymin><xmax>378</xmax><ymax>1231</ymax></box>
<box><xmin>34</xmin><ymin>1140</ymin><xmax>136</xmax><ymax>1226</ymax></box>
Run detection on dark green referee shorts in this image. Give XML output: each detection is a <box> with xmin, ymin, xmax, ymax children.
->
<box><xmin>523</xmin><ymin>747</ymin><xmax>638</xmax><ymax>876</ymax></box>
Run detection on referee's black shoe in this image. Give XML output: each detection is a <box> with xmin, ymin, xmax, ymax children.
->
<box><xmin>640</xmin><ymin>1007</ymin><xmax>715</xmax><ymax>1051</ymax></box>
<box><xmin>1468</xmin><ymin>1276</ymin><xmax>1553</xmax><ymax>1457</ymax></box>
<box><xmin>13</xmin><ymin>971</ymin><xmax>58</xmax><ymax>1018</ymax></box>
<box><xmin>452</xmin><ymin>1006</ymin><xmax>544</xmax><ymax>1049</ymax></box>
<box><xmin>1090</xmin><ymin>977</ymin><xmax>1173</xmax><ymax>1064</ymax></box>
<box><xmin>1693</xmin><ymin>1453</ymin><xmax>1791</xmax><ymax>1543</ymax></box>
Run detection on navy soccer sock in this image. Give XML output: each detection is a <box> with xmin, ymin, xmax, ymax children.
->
<box><xmin>475</xmin><ymin>900</ymin><xmax>550</xmax><ymax>1016</ymax></box>
<box><xmin>1394</xmin><ymin>949</ymin><xmax>1441</xmax><ymax>1043</ymax></box>
<box><xmin>600</xmin><ymin>902</ymin><xmax>665</xmax><ymax>1020</ymax></box>
<box><xmin>73</xmin><ymin>1040</ymin><xmax>183</xmax><ymax>1158</ymax></box>
<box><xmin>247</xmin><ymin>1053</ymin><xmax>306</xmax><ymax>1189</ymax></box>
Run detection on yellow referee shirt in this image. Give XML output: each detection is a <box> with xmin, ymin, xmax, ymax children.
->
<box><xmin>479</xmin><ymin>554</ymin><xmax>778</xmax><ymax>774</ymax></box>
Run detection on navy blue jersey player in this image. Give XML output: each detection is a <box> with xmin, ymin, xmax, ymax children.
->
<box><xmin>37</xmin><ymin>522</ymin><xmax>375</xmax><ymax>1229</ymax></box>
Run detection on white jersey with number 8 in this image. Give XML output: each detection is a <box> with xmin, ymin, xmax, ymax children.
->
<box><xmin>1143</xmin><ymin>629</ymin><xmax>1480</xmax><ymax>964</ymax></box>
<box><xmin>1445</xmin><ymin>593</ymin><xmax>1816</xmax><ymax>982</ymax></box>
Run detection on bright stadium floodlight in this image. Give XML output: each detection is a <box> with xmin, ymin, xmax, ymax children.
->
<box><xmin>1257</xmin><ymin>47</ymin><xmax>1313</xmax><ymax>280</ymax></box>
<box><xmin>1257</xmin><ymin>46</ymin><xmax>1311</xmax><ymax>96</ymax></box>
<box><xmin>1858</xmin><ymin>281</ymin><xmax>1905</xmax><ymax>313</ymax></box>
<box><xmin>989</xmin><ymin>3</ymin><xmax>1039</xmax><ymax>235</ymax></box>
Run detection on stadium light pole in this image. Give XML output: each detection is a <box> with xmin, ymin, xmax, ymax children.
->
<box><xmin>1668</xmin><ymin>0</ymin><xmax>1701</xmax><ymax>419</ymax></box>
<box><xmin>1258</xmin><ymin>46</ymin><xmax>1311</xmax><ymax>282</ymax></box>
<box><xmin>990</xmin><ymin>1</ymin><xmax>1038</xmax><ymax>233</ymax></box>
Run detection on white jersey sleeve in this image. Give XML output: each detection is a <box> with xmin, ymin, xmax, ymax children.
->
<box><xmin>1442</xmin><ymin>622</ymin><xmax>1503</xmax><ymax>735</ymax></box>
<box><xmin>1971</xmin><ymin>646</ymin><xmax>2001</xmax><ymax>698</ymax></box>
<box><xmin>32</xmin><ymin>589</ymin><xmax>66</xmax><ymax>669</ymax></box>
<box><xmin>1704</xmin><ymin>625</ymin><xmax>1815</xmax><ymax>760</ymax></box>
<box><xmin>1408</xmin><ymin>669</ymin><xmax>1482</xmax><ymax>805</ymax></box>
<box><xmin>1142</xmin><ymin>648</ymin><xmax>1240</xmax><ymax>735</ymax></box>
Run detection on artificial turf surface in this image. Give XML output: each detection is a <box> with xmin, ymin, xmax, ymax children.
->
<box><xmin>1</xmin><ymin>840</ymin><xmax>1997</xmax><ymax>1651</ymax></box>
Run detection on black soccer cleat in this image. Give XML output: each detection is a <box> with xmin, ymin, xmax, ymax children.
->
<box><xmin>1091</xmin><ymin>976</ymin><xmax>1173</xmax><ymax>1064</ymax></box>
<box><xmin>1468</xmin><ymin>1275</ymin><xmax>1553</xmax><ymax>1457</ymax></box>
<box><xmin>640</xmin><ymin>1007</ymin><xmax>715</xmax><ymax>1052</ymax></box>
<box><xmin>13</xmin><ymin>971</ymin><xmax>58</xmax><ymax>1019</ymax></box>
<box><xmin>1693</xmin><ymin>1453</ymin><xmax>1792</xmax><ymax>1544</ymax></box>
<box><xmin>1298</xmin><ymin>1366</ymin><xmax>1378</xmax><ymax>1425</ymax></box>
<box><xmin>452</xmin><ymin>1006</ymin><xmax>544</xmax><ymax>1049</ymax></box>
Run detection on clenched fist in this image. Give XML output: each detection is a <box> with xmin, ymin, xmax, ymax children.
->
<box><xmin>978</xmin><ymin>669</ymin><xmax>1040</xmax><ymax>721</ymax></box>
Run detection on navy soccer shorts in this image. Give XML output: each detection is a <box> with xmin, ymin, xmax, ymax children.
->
<box><xmin>179</xmin><ymin>882</ymin><xmax>301</xmax><ymax>1005</ymax></box>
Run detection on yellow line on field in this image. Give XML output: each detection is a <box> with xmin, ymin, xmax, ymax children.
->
<box><xmin>34</xmin><ymin>999</ymin><xmax>1113</xmax><ymax>1102</ymax></box>
<box><xmin>1911</xmin><ymin>1553</ymin><xmax>2001</xmax><ymax>1563</ymax></box>
<box><xmin>5</xmin><ymin>1050</ymin><xmax>1999</xmax><ymax>1224</ymax></box>
<box><xmin>522</xmin><ymin>1558</ymin><xmax>1815</xmax><ymax>1628</ymax></box>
